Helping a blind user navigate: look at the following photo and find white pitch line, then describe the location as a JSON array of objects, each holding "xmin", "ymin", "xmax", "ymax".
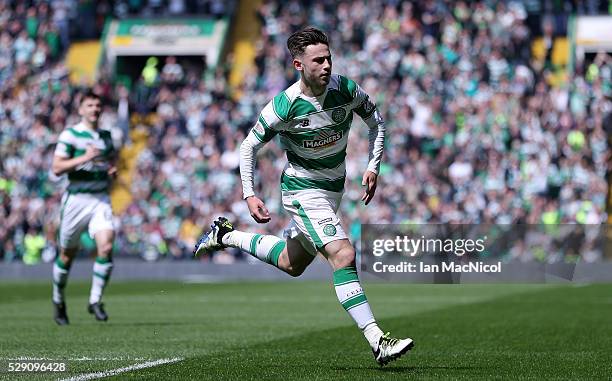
[
  {"xmin": 1, "ymin": 357, "xmax": 154, "ymax": 361},
  {"xmin": 57, "ymin": 357, "xmax": 183, "ymax": 381}
]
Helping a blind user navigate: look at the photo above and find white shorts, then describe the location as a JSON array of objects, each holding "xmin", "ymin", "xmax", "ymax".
[
  {"xmin": 281, "ymin": 189, "xmax": 347, "ymax": 256},
  {"xmin": 58, "ymin": 192, "xmax": 115, "ymax": 249}
]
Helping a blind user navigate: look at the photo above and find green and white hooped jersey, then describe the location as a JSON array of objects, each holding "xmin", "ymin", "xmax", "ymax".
[
  {"xmin": 248, "ymin": 74, "xmax": 384, "ymax": 194},
  {"xmin": 54, "ymin": 123, "xmax": 115, "ymax": 194}
]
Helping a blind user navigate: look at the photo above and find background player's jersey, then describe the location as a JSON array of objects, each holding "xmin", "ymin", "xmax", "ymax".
[
  {"xmin": 252, "ymin": 74, "xmax": 382, "ymax": 193},
  {"xmin": 54, "ymin": 122, "xmax": 115, "ymax": 194}
]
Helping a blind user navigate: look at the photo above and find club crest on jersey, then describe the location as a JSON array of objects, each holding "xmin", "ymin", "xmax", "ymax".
[
  {"xmin": 303, "ymin": 130, "xmax": 343, "ymax": 149},
  {"xmin": 323, "ymin": 224, "xmax": 337, "ymax": 236},
  {"xmin": 331, "ymin": 108, "xmax": 346, "ymax": 123}
]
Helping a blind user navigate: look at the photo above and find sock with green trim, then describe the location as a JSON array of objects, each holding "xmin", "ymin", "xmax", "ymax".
[
  {"xmin": 52, "ymin": 257, "xmax": 71, "ymax": 304},
  {"xmin": 222, "ymin": 231, "xmax": 285, "ymax": 267},
  {"xmin": 333, "ymin": 266, "xmax": 383, "ymax": 348},
  {"xmin": 89, "ymin": 257, "xmax": 113, "ymax": 304}
]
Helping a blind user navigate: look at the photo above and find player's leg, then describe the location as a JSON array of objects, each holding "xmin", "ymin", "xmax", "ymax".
[
  {"xmin": 280, "ymin": 190, "xmax": 385, "ymax": 343},
  {"xmin": 53, "ymin": 247, "xmax": 77, "ymax": 306},
  {"xmin": 87, "ymin": 229, "xmax": 113, "ymax": 320},
  {"xmin": 87, "ymin": 200, "xmax": 115, "ymax": 321},
  {"xmin": 53, "ymin": 193, "xmax": 87, "ymax": 325},
  {"xmin": 194, "ymin": 217, "xmax": 316, "ymax": 276},
  {"xmin": 52, "ymin": 247, "xmax": 78, "ymax": 325},
  {"xmin": 323, "ymin": 239, "xmax": 381, "ymax": 342},
  {"xmin": 323, "ymin": 238, "xmax": 414, "ymax": 366},
  {"xmin": 276, "ymin": 235, "xmax": 316, "ymax": 277},
  {"xmin": 288, "ymin": 189, "xmax": 414, "ymax": 365}
]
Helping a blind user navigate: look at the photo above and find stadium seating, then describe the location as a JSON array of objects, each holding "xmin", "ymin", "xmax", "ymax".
[{"xmin": 0, "ymin": 0, "xmax": 610, "ymax": 263}]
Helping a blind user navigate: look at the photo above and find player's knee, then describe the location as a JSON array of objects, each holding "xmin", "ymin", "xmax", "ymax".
[
  {"xmin": 60, "ymin": 253, "xmax": 74, "ymax": 266},
  {"xmin": 98, "ymin": 241, "xmax": 113, "ymax": 257},
  {"xmin": 334, "ymin": 245, "xmax": 356, "ymax": 269},
  {"xmin": 60, "ymin": 248, "xmax": 77, "ymax": 265},
  {"xmin": 285, "ymin": 263, "xmax": 306, "ymax": 277}
]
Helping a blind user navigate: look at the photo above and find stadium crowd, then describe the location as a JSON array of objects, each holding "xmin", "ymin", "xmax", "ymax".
[{"xmin": 0, "ymin": 0, "xmax": 610, "ymax": 264}]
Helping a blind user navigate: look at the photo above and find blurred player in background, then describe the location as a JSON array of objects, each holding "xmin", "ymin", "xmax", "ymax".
[
  {"xmin": 51, "ymin": 90, "xmax": 117, "ymax": 325},
  {"xmin": 195, "ymin": 27, "xmax": 413, "ymax": 366}
]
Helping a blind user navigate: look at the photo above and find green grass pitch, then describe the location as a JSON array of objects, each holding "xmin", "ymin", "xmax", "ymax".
[{"xmin": 0, "ymin": 281, "xmax": 611, "ymax": 380}]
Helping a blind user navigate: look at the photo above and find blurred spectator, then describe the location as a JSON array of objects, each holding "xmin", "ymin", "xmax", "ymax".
[
  {"xmin": 161, "ymin": 56, "xmax": 184, "ymax": 85},
  {"xmin": 23, "ymin": 226, "xmax": 45, "ymax": 265},
  {"xmin": 142, "ymin": 57, "xmax": 160, "ymax": 87}
]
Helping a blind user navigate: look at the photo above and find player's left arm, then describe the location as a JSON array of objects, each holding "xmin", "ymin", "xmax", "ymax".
[{"xmin": 353, "ymin": 84, "xmax": 385, "ymax": 205}]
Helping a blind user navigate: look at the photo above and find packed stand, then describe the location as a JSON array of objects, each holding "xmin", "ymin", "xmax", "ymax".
[
  {"xmin": 1, "ymin": 0, "xmax": 611, "ymax": 264},
  {"xmin": 0, "ymin": 0, "xmax": 88, "ymax": 264},
  {"xmin": 0, "ymin": 0, "xmax": 235, "ymax": 263},
  {"xmin": 126, "ymin": 0, "xmax": 611, "ymax": 263}
]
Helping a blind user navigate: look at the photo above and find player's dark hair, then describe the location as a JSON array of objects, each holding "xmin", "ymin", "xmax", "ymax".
[
  {"xmin": 79, "ymin": 89, "xmax": 102, "ymax": 105},
  {"xmin": 287, "ymin": 27, "xmax": 329, "ymax": 58}
]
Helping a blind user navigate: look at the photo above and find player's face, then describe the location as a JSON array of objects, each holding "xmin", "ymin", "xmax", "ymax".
[
  {"xmin": 295, "ymin": 43, "xmax": 332, "ymax": 89},
  {"xmin": 79, "ymin": 97, "xmax": 102, "ymax": 124}
]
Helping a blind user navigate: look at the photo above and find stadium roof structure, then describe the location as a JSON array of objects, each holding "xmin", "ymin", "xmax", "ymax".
[{"xmin": 572, "ymin": 16, "xmax": 612, "ymax": 56}]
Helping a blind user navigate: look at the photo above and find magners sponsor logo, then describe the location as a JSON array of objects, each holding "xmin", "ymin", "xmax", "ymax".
[{"xmin": 303, "ymin": 131, "xmax": 343, "ymax": 149}]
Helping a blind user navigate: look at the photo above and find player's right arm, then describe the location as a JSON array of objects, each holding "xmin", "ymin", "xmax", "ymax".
[
  {"xmin": 350, "ymin": 79, "xmax": 386, "ymax": 205},
  {"xmin": 52, "ymin": 133, "xmax": 100, "ymax": 176},
  {"xmin": 240, "ymin": 101, "xmax": 283, "ymax": 223}
]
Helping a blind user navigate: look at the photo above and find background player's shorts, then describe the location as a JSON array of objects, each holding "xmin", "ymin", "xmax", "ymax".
[
  {"xmin": 58, "ymin": 192, "xmax": 115, "ymax": 249},
  {"xmin": 281, "ymin": 189, "xmax": 347, "ymax": 256}
]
